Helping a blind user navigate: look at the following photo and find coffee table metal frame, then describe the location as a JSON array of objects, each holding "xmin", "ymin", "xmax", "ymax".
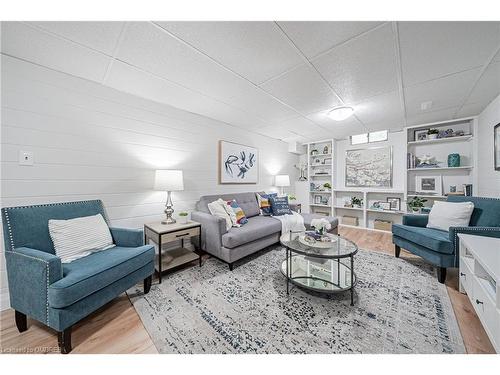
[{"xmin": 282, "ymin": 233, "xmax": 358, "ymax": 306}]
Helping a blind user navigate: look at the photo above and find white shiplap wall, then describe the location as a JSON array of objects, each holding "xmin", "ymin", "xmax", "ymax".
[
  {"xmin": 0, "ymin": 55, "xmax": 298, "ymax": 310},
  {"xmin": 477, "ymin": 94, "xmax": 500, "ymax": 198}
]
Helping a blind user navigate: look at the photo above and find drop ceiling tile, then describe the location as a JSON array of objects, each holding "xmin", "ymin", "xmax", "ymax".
[
  {"xmin": 1, "ymin": 22, "xmax": 111, "ymax": 83},
  {"xmin": 260, "ymin": 64, "xmax": 342, "ymax": 115},
  {"xmin": 278, "ymin": 21, "xmax": 383, "ymax": 59},
  {"xmin": 27, "ymin": 21, "xmax": 125, "ymax": 55},
  {"xmin": 312, "ymin": 23, "xmax": 398, "ymax": 103},
  {"xmin": 399, "ymin": 21, "xmax": 500, "ymax": 86},
  {"xmin": 254, "ymin": 125, "xmax": 297, "ymax": 140},
  {"xmin": 456, "ymin": 102, "xmax": 487, "ymax": 118},
  {"xmin": 274, "ymin": 116, "xmax": 323, "ymax": 136},
  {"xmin": 350, "ymin": 90, "xmax": 404, "ymax": 128},
  {"xmin": 404, "ymin": 68, "xmax": 480, "ymax": 116},
  {"xmin": 155, "ymin": 21, "xmax": 304, "ymax": 84},
  {"xmin": 467, "ymin": 61, "xmax": 500, "ymax": 105},
  {"xmin": 106, "ymin": 61, "xmax": 270, "ymax": 130},
  {"xmin": 406, "ymin": 107, "xmax": 459, "ymax": 126}
]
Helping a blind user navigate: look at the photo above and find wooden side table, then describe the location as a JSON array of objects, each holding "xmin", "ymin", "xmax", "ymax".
[{"xmin": 144, "ymin": 221, "xmax": 202, "ymax": 283}]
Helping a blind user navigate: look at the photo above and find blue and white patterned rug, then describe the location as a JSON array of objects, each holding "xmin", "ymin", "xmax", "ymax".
[{"xmin": 127, "ymin": 246, "xmax": 465, "ymax": 354}]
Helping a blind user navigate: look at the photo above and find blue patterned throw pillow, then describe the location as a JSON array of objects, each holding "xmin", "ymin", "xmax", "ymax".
[
  {"xmin": 256, "ymin": 192, "xmax": 277, "ymax": 216},
  {"xmin": 270, "ymin": 196, "xmax": 292, "ymax": 216}
]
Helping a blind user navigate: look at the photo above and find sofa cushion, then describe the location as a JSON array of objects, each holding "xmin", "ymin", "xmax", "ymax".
[
  {"xmin": 222, "ymin": 216, "xmax": 281, "ymax": 249},
  {"xmin": 48, "ymin": 245, "xmax": 154, "ymax": 308},
  {"xmin": 392, "ymin": 224, "xmax": 452, "ymax": 254}
]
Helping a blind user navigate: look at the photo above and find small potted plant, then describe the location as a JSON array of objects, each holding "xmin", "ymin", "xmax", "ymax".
[
  {"xmin": 427, "ymin": 128, "xmax": 439, "ymax": 140},
  {"xmin": 288, "ymin": 194, "xmax": 296, "ymax": 201},
  {"xmin": 323, "ymin": 182, "xmax": 332, "ymax": 191},
  {"xmin": 351, "ymin": 196, "xmax": 363, "ymax": 208},
  {"xmin": 178, "ymin": 211, "xmax": 189, "ymax": 224},
  {"xmin": 407, "ymin": 197, "xmax": 427, "ymax": 213}
]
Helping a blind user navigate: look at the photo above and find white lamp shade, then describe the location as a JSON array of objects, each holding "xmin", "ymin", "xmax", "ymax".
[
  {"xmin": 275, "ymin": 175, "xmax": 290, "ymax": 187},
  {"xmin": 154, "ymin": 170, "xmax": 184, "ymax": 191}
]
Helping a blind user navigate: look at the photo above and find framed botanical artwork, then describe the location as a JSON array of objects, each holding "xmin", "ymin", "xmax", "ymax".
[
  {"xmin": 387, "ymin": 197, "xmax": 401, "ymax": 211},
  {"xmin": 219, "ymin": 140, "xmax": 258, "ymax": 184},
  {"xmin": 414, "ymin": 129, "xmax": 429, "ymax": 141},
  {"xmin": 495, "ymin": 123, "xmax": 500, "ymax": 171},
  {"xmin": 345, "ymin": 146, "xmax": 392, "ymax": 187},
  {"xmin": 415, "ymin": 175, "xmax": 442, "ymax": 195}
]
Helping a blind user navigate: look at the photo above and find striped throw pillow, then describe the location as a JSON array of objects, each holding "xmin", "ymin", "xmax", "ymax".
[
  {"xmin": 225, "ymin": 200, "xmax": 248, "ymax": 226},
  {"xmin": 48, "ymin": 214, "xmax": 115, "ymax": 263},
  {"xmin": 256, "ymin": 193, "xmax": 277, "ymax": 216}
]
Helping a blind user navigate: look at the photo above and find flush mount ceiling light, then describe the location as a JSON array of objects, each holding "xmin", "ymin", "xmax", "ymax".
[{"xmin": 327, "ymin": 106, "xmax": 354, "ymax": 121}]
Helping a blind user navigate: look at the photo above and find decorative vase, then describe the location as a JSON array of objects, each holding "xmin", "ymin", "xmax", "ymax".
[
  {"xmin": 178, "ymin": 215, "xmax": 188, "ymax": 224},
  {"xmin": 428, "ymin": 134, "xmax": 438, "ymax": 140},
  {"xmin": 447, "ymin": 153, "xmax": 460, "ymax": 167}
]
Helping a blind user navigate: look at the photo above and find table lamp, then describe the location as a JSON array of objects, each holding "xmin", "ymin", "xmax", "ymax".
[
  {"xmin": 275, "ymin": 174, "xmax": 290, "ymax": 196},
  {"xmin": 155, "ymin": 170, "xmax": 184, "ymax": 224}
]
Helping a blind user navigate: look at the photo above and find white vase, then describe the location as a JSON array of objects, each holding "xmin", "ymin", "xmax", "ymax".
[
  {"xmin": 428, "ymin": 134, "xmax": 438, "ymax": 140},
  {"xmin": 178, "ymin": 216, "xmax": 188, "ymax": 224}
]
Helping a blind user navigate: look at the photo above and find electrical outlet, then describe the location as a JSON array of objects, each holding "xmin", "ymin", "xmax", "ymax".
[{"xmin": 19, "ymin": 151, "xmax": 34, "ymax": 166}]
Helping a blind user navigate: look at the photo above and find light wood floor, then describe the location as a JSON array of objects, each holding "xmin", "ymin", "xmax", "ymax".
[{"xmin": 0, "ymin": 226, "xmax": 495, "ymax": 354}]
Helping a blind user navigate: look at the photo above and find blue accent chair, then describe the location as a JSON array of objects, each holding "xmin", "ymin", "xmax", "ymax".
[
  {"xmin": 392, "ymin": 196, "xmax": 500, "ymax": 283},
  {"xmin": 1, "ymin": 200, "xmax": 155, "ymax": 353}
]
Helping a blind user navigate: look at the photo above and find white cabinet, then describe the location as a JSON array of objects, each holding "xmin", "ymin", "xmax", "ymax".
[{"xmin": 458, "ymin": 234, "xmax": 500, "ymax": 352}]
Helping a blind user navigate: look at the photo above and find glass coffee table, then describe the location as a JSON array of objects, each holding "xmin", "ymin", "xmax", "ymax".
[{"xmin": 280, "ymin": 231, "xmax": 358, "ymax": 306}]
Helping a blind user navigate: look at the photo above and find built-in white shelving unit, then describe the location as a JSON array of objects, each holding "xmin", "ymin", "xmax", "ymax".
[
  {"xmin": 306, "ymin": 139, "xmax": 334, "ymax": 216},
  {"xmin": 405, "ymin": 116, "xmax": 477, "ymax": 209}
]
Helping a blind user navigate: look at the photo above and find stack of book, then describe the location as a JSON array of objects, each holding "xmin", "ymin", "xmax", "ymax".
[{"xmin": 407, "ymin": 152, "xmax": 417, "ymax": 169}]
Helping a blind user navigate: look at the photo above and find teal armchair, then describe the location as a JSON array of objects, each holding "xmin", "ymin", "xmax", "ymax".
[
  {"xmin": 2, "ymin": 200, "xmax": 155, "ymax": 353},
  {"xmin": 392, "ymin": 196, "xmax": 500, "ymax": 283}
]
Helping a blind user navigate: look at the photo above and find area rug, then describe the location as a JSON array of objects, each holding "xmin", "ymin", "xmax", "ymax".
[{"xmin": 127, "ymin": 246, "xmax": 465, "ymax": 354}]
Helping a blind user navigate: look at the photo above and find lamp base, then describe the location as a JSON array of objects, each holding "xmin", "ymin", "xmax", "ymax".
[{"xmin": 161, "ymin": 217, "xmax": 176, "ymax": 225}]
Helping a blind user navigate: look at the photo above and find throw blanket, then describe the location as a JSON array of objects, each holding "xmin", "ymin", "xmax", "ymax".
[{"xmin": 273, "ymin": 211, "xmax": 306, "ymax": 242}]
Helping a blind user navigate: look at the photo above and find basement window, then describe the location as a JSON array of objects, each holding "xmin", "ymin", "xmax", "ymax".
[{"xmin": 350, "ymin": 130, "xmax": 388, "ymax": 145}]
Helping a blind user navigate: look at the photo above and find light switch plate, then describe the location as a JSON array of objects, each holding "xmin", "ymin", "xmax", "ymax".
[{"xmin": 19, "ymin": 151, "xmax": 34, "ymax": 166}]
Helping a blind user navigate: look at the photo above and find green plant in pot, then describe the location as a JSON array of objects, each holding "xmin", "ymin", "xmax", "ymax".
[
  {"xmin": 323, "ymin": 182, "xmax": 331, "ymax": 191},
  {"xmin": 288, "ymin": 194, "xmax": 297, "ymax": 201},
  {"xmin": 427, "ymin": 128, "xmax": 439, "ymax": 140},
  {"xmin": 351, "ymin": 196, "xmax": 363, "ymax": 208},
  {"xmin": 407, "ymin": 197, "xmax": 427, "ymax": 213},
  {"xmin": 178, "ymin": 211, "xmax": 189, "ymax": 224}
]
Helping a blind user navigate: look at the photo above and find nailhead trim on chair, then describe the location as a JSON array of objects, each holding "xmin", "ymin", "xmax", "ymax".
[{"xmin": 451, "ymin": 226, "xmax": 500, "ymax": 256}]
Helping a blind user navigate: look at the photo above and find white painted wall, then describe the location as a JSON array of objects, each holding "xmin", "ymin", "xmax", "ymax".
[
  {"xmin": 0, "ymin": 56, "xmax": 298, "ymax": 310},
  {"xmin": 477, "ymin": 94, "xmax": 500, "ymax": 197},
  {"xmin": 334, "ymin": 131, "xmax": 406, "ymax": 192}
]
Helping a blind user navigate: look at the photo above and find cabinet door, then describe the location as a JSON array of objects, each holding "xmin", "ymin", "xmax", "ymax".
[{"xmin": 472, "ymin": 277, "xmax": 499, "ymax": 350}]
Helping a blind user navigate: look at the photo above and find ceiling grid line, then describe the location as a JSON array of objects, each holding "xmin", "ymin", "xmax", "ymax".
[
  {"xmin": 391, "ymin": 21, "xmax": 408, "ymax": 128},
  {"xmin": 102, "ymin": 22, "xmax": 130, "ymax": 84}
]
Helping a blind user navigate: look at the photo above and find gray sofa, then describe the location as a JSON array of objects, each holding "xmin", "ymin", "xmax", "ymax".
[{"xmin": 191, "ymin": 192, "xmax": 338, "ymax": 270}]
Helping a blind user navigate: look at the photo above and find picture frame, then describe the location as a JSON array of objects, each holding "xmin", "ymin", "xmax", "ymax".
[
  {"xmin": 345, "ymin": 146, "xmax": 392, "ymax": 187},
  {"xmin": 219, "ymin": 140, "xmax": 258, "ymax": 184},
  {"xmin": 414, "ymin": 129, "xmax": 429, "ymax": 141},
  {"xmin": 386, "ymin": 197, "xmax": 401, "ymax": 211},
  {"xmin": 378, "ymin": 202, "xmax": 391, "ymax": 210},
  {"xmin": 495, "ymin": 123, "xmax": 500, "ymax": 171},
  {"xmin": 415, "ymin": 175, "xmax": 442, "ymax": 195},
  {"xmin": 314, "ymin": 195, "xmax": 322, "ymax": 204}
]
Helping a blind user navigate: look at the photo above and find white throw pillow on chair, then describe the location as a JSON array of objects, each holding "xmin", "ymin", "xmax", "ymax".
[
  {"xmin": 426, "ymin": 201, "xmax": 474, "ymax": 232},
  {"xmin": 48, "ymin": 213, "xmax": 115, "ymax": 263}
]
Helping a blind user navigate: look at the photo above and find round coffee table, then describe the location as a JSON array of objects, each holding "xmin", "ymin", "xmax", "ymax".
[{"xmin": 280, "ymin": 232, "xmax": 358, "ymax": 306}]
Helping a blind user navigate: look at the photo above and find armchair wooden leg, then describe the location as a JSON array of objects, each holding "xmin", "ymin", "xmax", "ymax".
[
  {"xmin": 395, "ymin": 245, "xmax": 401, "ymax": 258},
  {"xmin": 437, "ymin": 267, "xmax": 447, "ymax": 284},
  {"xmin": 229, "ymin": 263, "xmax": 234, "ymax": 271},
  {"xmin": 144, "ymin": 275, "xmax": 152, "ymax": 294},
  {"xmin": 15, "ymin": 310, "xmax": 27, "ymax": 333},
  {"xmin": 58, "ymin": 327, "xmax": 72, "ymax": 354}
]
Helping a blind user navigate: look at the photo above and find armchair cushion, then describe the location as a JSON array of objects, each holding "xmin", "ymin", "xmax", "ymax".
[
  {"xmin": 48, "ymin": 245, "xmax": 154, "ymax": 308},
  {"xmin": 402, "ymin": 214, "xmax": 429, "ymax": 227},
  {"xmin": 392, "ymin": 224, "xmax": 452, "ymax": 254}
]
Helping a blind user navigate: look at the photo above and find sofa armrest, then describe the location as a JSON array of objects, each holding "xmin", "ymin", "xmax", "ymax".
[
  {"xmin": 109, "ymin": 227, "xmax": 144, "ymax": 247},
  {"xmin": 449, "ymin": 226, "xmax": 500, "ymax": 258},
  {"xmin": 191, "ymin": 211, "xmax": 226, "ymax": 255},
  {"xmin": 402, "ymin": 214, "xmax": 429, "ymax": 227},
  {"xmin": 5, "ymin": 247, "xmax": 62, "ymax": 325}
]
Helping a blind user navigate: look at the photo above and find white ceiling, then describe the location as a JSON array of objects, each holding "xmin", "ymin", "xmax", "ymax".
[{"xmin": 2, "ymin": 21, "xmax": 500, "ymax": 143}]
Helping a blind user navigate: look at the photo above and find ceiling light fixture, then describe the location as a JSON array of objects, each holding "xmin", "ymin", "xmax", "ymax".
[{"xmin": 327, "ymin": 106, "xmax": 354, "ymax": 121}]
